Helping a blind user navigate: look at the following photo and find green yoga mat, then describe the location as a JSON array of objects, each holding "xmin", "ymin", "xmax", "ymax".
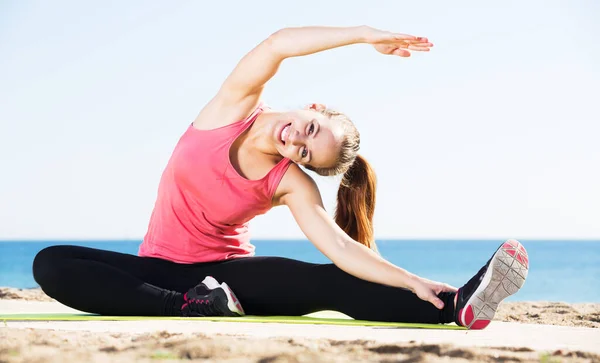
[{"xmin": 0, "ymin": 312, "xmax": 464, "ymax": 330}]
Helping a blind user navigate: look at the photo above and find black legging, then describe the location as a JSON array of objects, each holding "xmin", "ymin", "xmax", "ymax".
[{"xmin": 32, "ymin": 245, "xmax": 455, "ymax": 324}]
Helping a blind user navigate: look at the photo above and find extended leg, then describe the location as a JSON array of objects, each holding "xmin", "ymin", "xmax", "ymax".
[
  {"xmin": 33, "ymin": 245, "xmax": 193, "ymax": 316},
  {"xmin": 191, "ymin": 256, "xmax": 455, "ymax": 324}
]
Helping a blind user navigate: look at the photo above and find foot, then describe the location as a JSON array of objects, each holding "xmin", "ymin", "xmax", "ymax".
[
  {"xmin": 181, "ymin": 276, "xmax": 245, "ymax": 317},
  {"xmin": 454, "ymin": 239, "xmax": 529, "ymax": 329}
]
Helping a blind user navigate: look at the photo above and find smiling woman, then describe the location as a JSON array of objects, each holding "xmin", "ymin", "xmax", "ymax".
[
  {"xmin": 32, "ymin": 25, "xmax": 528, "ymax": 330},
  {"xmin": 266, "ymin": 104, "xmax": 344, "ymax": 168}
]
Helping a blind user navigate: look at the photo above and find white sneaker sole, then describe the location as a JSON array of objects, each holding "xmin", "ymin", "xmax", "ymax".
[
  {"xmin": 458, "ymin": 239, "xmax": 529, "ymax": 329},
  {"xmin": 202, "ymin": 276, "xmax": 245, "ymax": 316}
]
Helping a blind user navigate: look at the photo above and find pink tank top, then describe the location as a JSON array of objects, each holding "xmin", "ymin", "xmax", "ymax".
[{"xmin": 139, "ymin": 104, "xmax": 292, "ymax": 263}]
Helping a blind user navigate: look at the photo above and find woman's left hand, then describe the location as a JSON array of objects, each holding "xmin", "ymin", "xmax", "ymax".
[
  {"xmin": 412, "ymin": 277, "xmax": 458, "ymax": 309},
  {"xmin": 361, "ymin": 26, "xmax": 433, "ymax": 57}
]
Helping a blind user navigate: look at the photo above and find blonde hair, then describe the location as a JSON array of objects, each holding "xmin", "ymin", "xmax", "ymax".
[{"xmin": 305, "ymin": 109, "xmax": 377, "ymax": 250}]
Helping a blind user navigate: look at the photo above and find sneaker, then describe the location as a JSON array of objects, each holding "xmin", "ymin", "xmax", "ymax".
[
  {"xmin": 454, "ymin": 239, "xmax": 529, "ymax": 329},
  {"xmin": 181, "ymin": 276, "xmax": 245, "ymax": 317}
]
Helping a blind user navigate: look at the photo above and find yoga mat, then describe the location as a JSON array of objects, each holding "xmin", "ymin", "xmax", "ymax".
[{"xmin": 0, "ymin": 313, "xmax": 464, "ymax": 330}]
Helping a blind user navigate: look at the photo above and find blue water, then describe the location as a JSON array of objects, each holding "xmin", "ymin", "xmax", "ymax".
[{"xmin": 1, "ymin": 240, "xmax": 598, "ymax": 302}]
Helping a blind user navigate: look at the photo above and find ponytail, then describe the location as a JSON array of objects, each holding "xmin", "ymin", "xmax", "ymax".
[{"xmin": 334, "ymin": 155, "xmax": 377, "ymax": 250}]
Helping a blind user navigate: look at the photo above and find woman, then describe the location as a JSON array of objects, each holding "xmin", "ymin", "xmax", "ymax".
[{"xmin": 33, "ymin": 26, "xmax": 528, "ymax": 329}]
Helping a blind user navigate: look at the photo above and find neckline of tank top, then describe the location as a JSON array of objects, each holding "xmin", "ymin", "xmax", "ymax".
[
  {"xmin": 192, "ymin": 103, "xmax": 291, "ymax": 183},
  {"xmin": 226, "ymin": 116, "xmax": 291, "ymax": 183}
]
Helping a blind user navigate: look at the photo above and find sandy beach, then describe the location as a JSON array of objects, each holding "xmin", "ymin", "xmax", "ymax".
[{"xmin": 1, "ymin": 288, "xmax": 599, "ymax": 362}]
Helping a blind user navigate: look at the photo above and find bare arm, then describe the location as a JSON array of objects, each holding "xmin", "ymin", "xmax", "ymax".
[
  {"xmin": 218, "ymin": 26, "xmax": 367, "ymax": 101},
  {"xmin": 219, "ymin": 26, "xmax": 429, "ymax": 102},
  {"xmin": 194, "ymin": 26, "xmax": 431, "ymax": 129},
  {"xmin": 280, "ymin": 165, "xmax": 417, "ymax": 289},
  {"xmin": 277, "ymin": 165, "xmax": 453, "ymax": 308}
]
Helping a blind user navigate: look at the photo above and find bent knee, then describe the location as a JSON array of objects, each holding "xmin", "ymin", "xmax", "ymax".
[{"xmin": 32, "ymin": 245, "xmax": 71, "ymax": 288}]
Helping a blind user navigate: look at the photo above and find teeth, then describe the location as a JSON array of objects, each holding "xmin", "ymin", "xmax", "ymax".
[{"xmin": 281, "ymin": 125, "xmax": 290, "ymax": 143}]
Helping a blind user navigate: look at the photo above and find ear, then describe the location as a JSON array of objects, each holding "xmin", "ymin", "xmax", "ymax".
[{"xmin": 306, "ymin": 103, "xmax": 326, "ymax": 112}]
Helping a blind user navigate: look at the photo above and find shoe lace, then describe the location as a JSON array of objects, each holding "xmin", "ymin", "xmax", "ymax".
[
  {"xmin": 182, "ymin": 293, "xmax": 220, "ymax": 317},
  {"xmin": 462, "ymin": 263, "xmax": 488, "ymax": 294}
]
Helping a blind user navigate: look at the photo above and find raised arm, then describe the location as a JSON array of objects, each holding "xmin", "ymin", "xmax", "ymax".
[
  {"xmin": 218, "ymin": 26, "xmax": 365, "ymax": 103},
  {"xmin": 221, "ymin": 26, "xmax": 430, "ymax": 102},
  {"xmin": 277, "ymin": 165, "xmax": 453, "ymax": 309},
  {"xmin": 194, "ymin": 26, "xmax": 431, "ymax": 129}
]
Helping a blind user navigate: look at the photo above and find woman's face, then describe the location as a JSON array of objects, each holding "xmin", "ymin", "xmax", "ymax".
[{"xmin": 273, "ymin": 109, "xmax": 344, "ymax": 169}]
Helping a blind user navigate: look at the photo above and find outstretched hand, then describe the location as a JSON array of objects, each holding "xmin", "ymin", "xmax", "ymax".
[
  {"xmin": 412, "ymin": 277, "xmax": 457, "ymax": 309},
  {"xmin": 363, "ymin": 26, "xmax": 433, "ymax": 57}
]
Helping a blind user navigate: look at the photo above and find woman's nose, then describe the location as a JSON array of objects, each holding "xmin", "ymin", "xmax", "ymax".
[{"xmin": 289, "ymin": 130, "xmax": 305, "ymax": 145}]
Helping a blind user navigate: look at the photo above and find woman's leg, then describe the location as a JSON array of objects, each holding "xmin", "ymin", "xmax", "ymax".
[
  {"xmin": 33, "ymin": 246, "xmax": 453, "ymax": 323},
  {"xmin": 195, "ymin": 257, "xmax": 455, "ymax": 324},
  {"xmin": 32, "ymin": 245, "xmax": 207, "ymax": 316}
]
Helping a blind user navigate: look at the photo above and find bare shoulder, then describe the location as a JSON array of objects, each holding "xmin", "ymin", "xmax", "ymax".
[
  {"xmin": 192, "ymin": 93, "xmax": 262, "ymax": 130},
  {"xmin": 273, "ymin": 163, "xmax": 322, "ymax": 207}
]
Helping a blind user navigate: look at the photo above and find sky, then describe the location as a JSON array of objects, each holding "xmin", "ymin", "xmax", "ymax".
[{"xmin": 1, "ymin": 0, "xmax": 599, "ymax": 240}]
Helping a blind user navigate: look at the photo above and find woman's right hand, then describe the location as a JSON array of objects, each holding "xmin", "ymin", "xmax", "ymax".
[
  {"xmin": 361, "ymin": 26, "xmax": 433, "ymax": 57},
  {"xmin": 411, "ymin": 277, "xmax": 458, "ymax": 309}
]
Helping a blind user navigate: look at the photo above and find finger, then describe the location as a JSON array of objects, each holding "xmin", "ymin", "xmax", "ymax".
[
  {"xmin": 430, "ymin": 297, "xmax": 444, "ymax": 309},
  {"xmin": 407, "ymin": 45, "xmax": 430, "ymax": 51},
  {"xmin": 409, "ymin": 42, "xmax": 433, "ymax": 47},
  {"xmin": 396, "ymin": 41, "xmax": 431, "ymax": 49},
  {"xmin": 392, "ymin": 48, "xmax": 411, "ymax": 57},
  {"xmin": 399, "ymin": 35, "xmax": 429, "ymax": 43},
  {"xmin": 392, "ymin": 33, "xmax": 418, "ymax": 41},
  {"xmin": 399, "ymin": 36, "xmax": 429, "ymax": 43},
  {"xmin": 405, "ymin": 40, "xmax": 432, "ymax": 47},
  {"xmin": 443, "ymin": 284, "xmax": 459, "ymax": 293}
]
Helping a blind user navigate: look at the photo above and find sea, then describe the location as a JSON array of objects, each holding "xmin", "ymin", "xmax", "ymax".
[{"xmin": 1, "ymin": 240, "xmax": 598, "ymax": 303}]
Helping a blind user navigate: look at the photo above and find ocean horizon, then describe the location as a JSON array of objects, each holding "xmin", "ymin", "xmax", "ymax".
[{"xmin": 1, "ymin": 239, "xmax": 599, "ymax": 303}]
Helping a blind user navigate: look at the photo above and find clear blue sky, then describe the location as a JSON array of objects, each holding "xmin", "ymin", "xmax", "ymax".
[{"xmin": 1, "ymin": 1, "xmax": 599, "ymax": 240}]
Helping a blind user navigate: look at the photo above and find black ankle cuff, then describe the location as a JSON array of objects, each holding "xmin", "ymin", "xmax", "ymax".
[
  {"xmin": 165, "ymin": 291, "xmax": 185, "ymax": 316},
  {"xmin": 438, "ymin": 292, "xmax": 456, "ymax": 324}
]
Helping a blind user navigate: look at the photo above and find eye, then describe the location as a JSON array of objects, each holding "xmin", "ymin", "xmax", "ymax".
[
  {"xmin": 308, "ymin": 123, "xmax": 315, "ymax": 135},
  {"xmin": 301, "ymin": 147, "xmax": 308, "ymax": 158}
]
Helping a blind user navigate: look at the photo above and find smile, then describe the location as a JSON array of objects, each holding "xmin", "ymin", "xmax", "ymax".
[{"xmin": 280, "ymin": 123, "xmax": 291, "ymax": 145}]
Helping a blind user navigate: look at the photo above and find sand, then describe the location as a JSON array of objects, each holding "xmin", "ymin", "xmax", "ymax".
[
  {"xmin": 0, "ymin": 287, "xmax": 55, "ymax": 302},
  {"xmin": 2, "ymin": 288, "xmax": 600, "ymax": 362},
  {"xmin": 4, "ymin": 327, "xmax": 599, "ymax": 363}
]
